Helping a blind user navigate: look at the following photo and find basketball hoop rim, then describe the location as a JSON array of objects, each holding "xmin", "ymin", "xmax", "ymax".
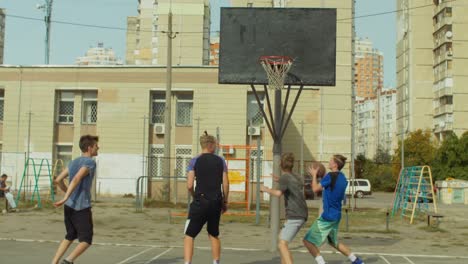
[{"xmin": 259, "ymin": 56, "xmax": 293, "ymax": 65}]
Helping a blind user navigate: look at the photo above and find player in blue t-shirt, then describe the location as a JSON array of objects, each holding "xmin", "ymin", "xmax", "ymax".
[
  {"xmin": 303, "ymin": 155, "xmax": 365, "ymax": 264},
  {"xmin": 52, "ymin": 135, "xmax": 99, "ymax": 264}
]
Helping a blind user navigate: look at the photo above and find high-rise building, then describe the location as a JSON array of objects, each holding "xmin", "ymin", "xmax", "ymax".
[
  {"xmin": 378, "ymin": 88, "xmax": 397, "ymax": 154},
  {"xmin": 76, "ymin": 43, "xmax": 122, "ymax": 65},
  {"xmin": 432, "ymin": 0, "xmax": 468, "ymax": 139},
  {"xmin": 126, "ymin": 0, "xmax": 210, "ymax": 66},
  {"xmin": 209, "ymin": 36, "xmax": 219, "ymax": 65},
  {"xmin": 355, "ymin": 37, "xmax": 384, "ymax": 99},
  {"xmin": 356, "ymin": 88, "xmax": 397, "ymax": 158},
  {"xmin": 0, "ymin": 8, "xmax": 5, "ymax": 64},
  {"xmin": 396, "ymin": 0, "xmax": 468, "ymax": 140}
]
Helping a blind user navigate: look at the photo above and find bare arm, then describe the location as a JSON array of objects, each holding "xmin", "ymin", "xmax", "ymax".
[
  {"xmin": 222, "ymin": 171, "xmax": 229, "ymax": 203},
  {"xmin": 54, "ymin": 167, "xmax": 90, "ymax": 207},
  {"xmin": 54, "ymin": 168, "xmax": 69, "ymax": 193},
  {"xmin": 187, "ymin": 170, "xmax": 195, "ymax": 197},
  {"xmin": 308, "ymin": 166, "xmax": 323, "ymax": 193},
  {"xmin": 260, "ymin": 185, "xmax": 283, "ymax": 197}
]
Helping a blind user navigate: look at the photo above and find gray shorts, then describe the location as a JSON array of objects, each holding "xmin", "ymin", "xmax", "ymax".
[{"xmin": 280, "ymin": 219, "xmax": 306, "ymax": 243}]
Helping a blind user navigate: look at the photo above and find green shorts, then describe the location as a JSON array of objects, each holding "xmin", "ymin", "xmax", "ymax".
[{"xmin": 303, "ymin": 217, "xmax": 340, "ymax": 247}]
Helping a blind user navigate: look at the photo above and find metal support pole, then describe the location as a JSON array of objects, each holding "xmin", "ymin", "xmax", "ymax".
[
  {"xmin": 247, "ymin": 120, "xmax": 253, "ymax": 211},
  {"xmin": 255, "ymin": 136, "xmax": 262, "ymax": 225},
  {"xmin": 270, "ymin": 89, "xmax": 282, "ymax": 252}
]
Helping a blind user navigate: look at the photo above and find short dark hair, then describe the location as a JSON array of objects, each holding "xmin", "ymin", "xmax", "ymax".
[
  {"xmin": 79, "ymin": 135, "xmax": 99, "ymax": 152},
  {"xmin": 333, "ymin": 154, "xmax": 347, "ymax": 171},
  {"xmin": 1, "ymin": 174, "xmax": 7, "ymax": 178},
  {"xmin": 281, "ymin": 153, "xmax": 295, "ymax": 171}
]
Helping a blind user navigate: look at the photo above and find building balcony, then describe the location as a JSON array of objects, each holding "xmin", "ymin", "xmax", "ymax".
[
  {"xmin": 433, "ymin": 122, "xmax": 453, "ymax": 133},
  {"xmin": 434, "ymin": 104, "xmax": 453, "ymax": 116},
  {"xmin": 434, "ymin": 86, "xmax": 453, "ymax": 98},
  {"xmin": 434, "ymin": 17, "xmax": 453, "ymax": 32}
]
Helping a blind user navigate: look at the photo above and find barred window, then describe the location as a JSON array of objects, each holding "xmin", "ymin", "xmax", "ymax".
[
  {"xmin": 82, "ymin": 91, "xmax": 98, "ymax": 124},
  {"xmin": 0, "ymin": 90, "xmax": 4, "ymax": 121},
  {"xmin": 57, "ymin": 91, "xmax": 74, "ymax": 123},
  {"xmin": 151, "ymin": 93, "xmax": 165, "ymax": 124},
  {"xmin": 176, "ymin": 93, "xmax": 193, "ymax": 126},
  {"xmin": 176, "ymin": 146, "xmax": 192, "ymax": 179},
  {"xmin": 149, "ymin": 145, "xmax": 164, "ymax": 178},
  {"xmin": 56, "ymin": 145, "xmax": 73, "ymax": 167},
  {"xmin": 247, "ymin": 93, "xmax": 265, "ymax": 127}
]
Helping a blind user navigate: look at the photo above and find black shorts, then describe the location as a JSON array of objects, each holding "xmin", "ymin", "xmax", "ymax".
[
  {"xmin": 64, "ymin": 205, "xmax": 93, "ymax": 244},
  {"xmin": 185, "ymin": 196, "xmax": 222, "ymax": 238}
]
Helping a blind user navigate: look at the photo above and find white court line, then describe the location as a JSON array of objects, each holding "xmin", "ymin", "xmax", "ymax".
[
  {"xmin": 115, "ymin": 247, "xmax": 154, "ymax": 264},
  {"xmin": 144, "ymin": 248, "xmax": 173, "ymax": 264},
  {"xmin": 403, "ymin": 256, "xmax": 416, "ymax": 264},
  {"xmin": 379, "ymin": 255, "xmax": 391, "ymax": 264},
  {"xmin": 2, "ymin": 237, "xmax": 468, "ymax": 260}
]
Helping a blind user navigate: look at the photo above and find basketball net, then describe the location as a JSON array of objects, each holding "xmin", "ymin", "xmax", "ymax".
[{"xmin": 259, "ymin": 56, "xmax": 293, "ymax": 90}]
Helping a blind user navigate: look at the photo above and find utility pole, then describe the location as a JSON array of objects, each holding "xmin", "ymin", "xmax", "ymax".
[
  {"xmin": 37, "ymin": 0, "xmax": 53, "ymax": 64},
  {"xmin": 162, "ymin": 11, "xmax": 178, "ymax": 202},
  {"xmin": 350, "ymin": 0, "xmax": 357, "ymax": 210}
]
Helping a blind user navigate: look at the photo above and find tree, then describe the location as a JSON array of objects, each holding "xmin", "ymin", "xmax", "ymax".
[
  {"xmin": 374, "ymin": 146, "xmax": 392, "ymax": 164},
  {"xmin": 432, "ymin": 132, "xmax": 468, "ymax": 181},
  {"xmin": 392, "ymin": 129, "xmax": 437, "ymax": 179}
]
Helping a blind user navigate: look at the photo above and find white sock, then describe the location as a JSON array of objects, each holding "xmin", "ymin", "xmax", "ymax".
[
  {"xmin": 348, "ymin": 253, "xmax": 357, "ymax": 262},
  {"xmin": 315, "ymin": 255, "xmax": 326, "ymax": 264},
  {"xmin": 213, "ymin": 260, "xmax": 219, "ymax": 264},
  {"xmin": 184, "ymin": 262, "xmax": 191, "ymax": 264}
]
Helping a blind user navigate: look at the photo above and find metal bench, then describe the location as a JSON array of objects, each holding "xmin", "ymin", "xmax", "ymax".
[{"xmin": 427, "ymin": 213, "xmax": 444, "ymax": 227}]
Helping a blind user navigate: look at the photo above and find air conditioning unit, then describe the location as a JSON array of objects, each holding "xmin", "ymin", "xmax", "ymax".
[
  {"xmin": 154, "ymin": 124, "xmax": 165, "ymax": 134},
  {"xmin": 221, "ymin": 146, "xmax": 235, "ymax": 155},
  {"xmin": 248, "ymin": 126, "xmax": 261, "ymax": 136}
]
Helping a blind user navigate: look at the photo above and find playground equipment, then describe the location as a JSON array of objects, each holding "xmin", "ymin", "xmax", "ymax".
[
  {"xmin": 15, "ymin": 158, "xmax": 55, "ymax": 208},
  {"xmin": 391, "ymin": 166, "xmax": 438, "ymax": 224}
]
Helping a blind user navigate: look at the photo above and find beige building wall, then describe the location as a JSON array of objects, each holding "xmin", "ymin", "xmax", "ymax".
[
  {"xmin": 396, "ymin": 0, "xmax": 434, "ymax": 137},
  {"xmin": 0, "ymin": 61, "xmax": 352, "ymax": 197},
  {"xmin": 433, "ymin": 1, "xmax": 468, "ymax": 139},
  {"xmin": 397, "ymin": 0, "xmax": 468, "ymax": 141}
]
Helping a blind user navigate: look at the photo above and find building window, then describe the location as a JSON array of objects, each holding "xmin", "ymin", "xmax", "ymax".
[
  {"xmin": 56, "ymin": 145, "xmax": 73, "ymax": 167},
  {"xmin": 82, "ymin": 91, "xmax": 98, "ymax": 124},
  {"xmin": 149, "ymin": 145, "xmax": 164, "ymax": 178},
  {"xmin": 151, "ymin": 92, "xmax": 165, "ymax": 124},
  {"xmin": 0, "ymin": 90, "xmax": 4, "ymax": 122},
  {"xmin": 176, "ymin": 93, "xmax": 193, "ymax": 126},
  {"xmin": 250, "ymin": 148, "xmax": 263, "ymax": 182},
  {"xmin": 175, "ymin": 146, "xmax": 192, "ymax": 179},
  {"xmin": 247, "ymin": 92, "xmax": 265, "ymax": 126},
  {"xmin": 57, "ymin": 91, "xmax": 74, "ymax": 123}
]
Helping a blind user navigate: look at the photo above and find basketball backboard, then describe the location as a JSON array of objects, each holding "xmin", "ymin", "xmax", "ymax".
[{"xmin": 218, "ymin": 8, "xmax": 337, "ymax": 86}]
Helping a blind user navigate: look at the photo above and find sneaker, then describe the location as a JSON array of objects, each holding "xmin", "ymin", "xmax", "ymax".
[
  {"xmin": 61, "ymin": 260, "xmax": 73, "ymax": 264},
  {"xmin": 352, "ymin": 257, "xmax": 364, "ymax": 264}
]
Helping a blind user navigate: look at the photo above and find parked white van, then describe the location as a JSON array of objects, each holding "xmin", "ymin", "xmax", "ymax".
[{"xmin": 346, "ymin": 179, "xmax": 372, "ymax": 198}]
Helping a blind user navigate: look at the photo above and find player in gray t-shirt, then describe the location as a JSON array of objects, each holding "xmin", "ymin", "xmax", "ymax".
[{"xmin": 261, "ymin": 153, "xmax": 308, "ymax": 264}]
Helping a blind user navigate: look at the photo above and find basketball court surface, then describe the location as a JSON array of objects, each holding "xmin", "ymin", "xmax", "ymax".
[{"xmin": 2, "ymin": 238, "xmax": 467, "ymax": 264}]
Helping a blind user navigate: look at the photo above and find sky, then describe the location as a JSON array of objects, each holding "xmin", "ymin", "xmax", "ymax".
[{"xmin": 1, "ymin": 0, "xmax": 395, "ymax": 87}]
